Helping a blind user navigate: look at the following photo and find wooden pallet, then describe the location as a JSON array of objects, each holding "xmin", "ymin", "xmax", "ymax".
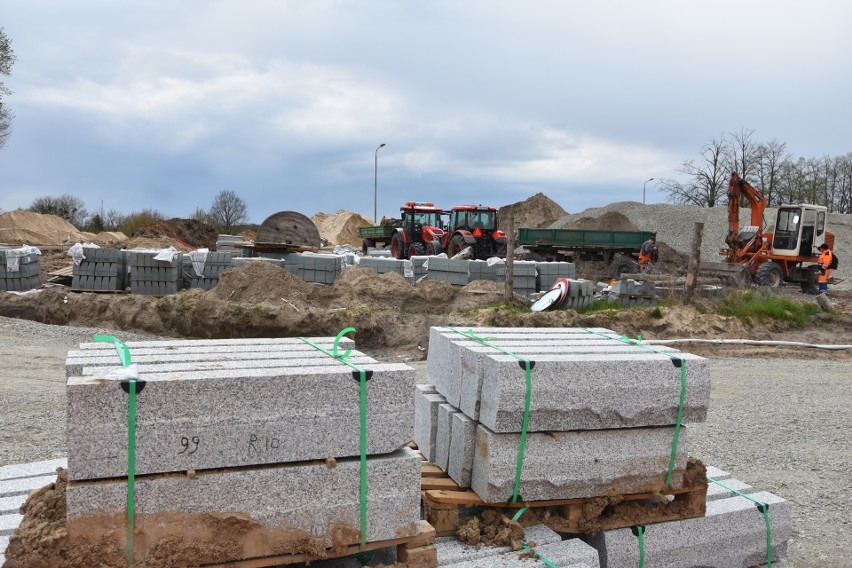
[
  {"xmin": 201, "ymin": 519, "xmax": 437, "ymax": 568},
  {"xmin": 422, "ymin": 458, "xmax": 708, "ymax": 536}
]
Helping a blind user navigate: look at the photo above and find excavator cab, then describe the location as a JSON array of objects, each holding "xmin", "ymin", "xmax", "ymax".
[{"xmin": 771, "ymin": 205, "xmax": 827, "ymax": 258}]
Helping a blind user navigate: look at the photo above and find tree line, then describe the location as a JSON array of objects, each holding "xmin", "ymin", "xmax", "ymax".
[
  {"xmin": 27, "ymin": 190, "xmax": 250, "ymax": 235},
  {"xmin": 659, "ymin": 128, "xmax": 852, "ymax": 213}
]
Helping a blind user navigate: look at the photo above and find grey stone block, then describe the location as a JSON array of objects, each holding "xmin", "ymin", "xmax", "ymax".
[
  {"xmin": 471, "ymin": 424, "xmax": 688, "ymax": 502},
  {"xmin": 426, "ymin": 327, "xmax": 616, "ymax": 409},
  {"xmin": 0, "ymin": 514, "xmax": 23, "ymax": 536},
  {"xmin": 67, "ymin": 359, "xmax": 415, "ymax": 481},
  {"xmin": 476, "ymin": 352, "xmax": 709, "ymax": 433},
  {"xmin": 0, "ymin": 494, "xmax": 26, "ymax": 515},
  {"xmin": 0, "ymin": 534, "xmax": 8, "ymax": 561},
  {"xmin": 0, "ymin": 458, "xmax": 66, "ymax": 481},
  {"xmin": 435, "ymin": 404, "xmax": 458, "ymax": 471},
  {"xmin": 589, "ymin": 490, "xmax": 790, "ymax": 568},
  {"xmin": 443, "ymin": 538, "xmax": 600, "ymax": 567},
  {"xmin": 436, "ymin": 524, "xmax": 562, "ymax": 565},
  {"xmin": 76, "ymin": 336, "xmax": 356, "ymax": 352},
  {"xmin": 705, "ymin": 465, "xmax": 732, "ymax": 481},
  {"xmin": 414, "ymin": 388, "xmax": 447, "ymax": 462},
  {"xmin": 66, "ymin": 448, "xmax": 422, "ymax": 560},
  {"xmin": 447, "ymin": 411, "xmax": 476, "ymax": 488},
  {"xmin": 0, "ymin": 475, "xmax": 57, "ymax": 498},
  {"xmin": 706, "ymin": 477, "xmax": 755, "ymax": 502},
  {"xmin": 456, "ymin": 343, "xmax": 681, "ymax": 421}
]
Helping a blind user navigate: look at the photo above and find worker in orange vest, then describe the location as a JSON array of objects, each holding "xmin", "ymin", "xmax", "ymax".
[
  {"xmin": 638, "ymin": 234, "xmax": 658, "ymax": 273},
  {"xmin": 817, "ymin": 243, "xmax": 833, "ymax": 292}
]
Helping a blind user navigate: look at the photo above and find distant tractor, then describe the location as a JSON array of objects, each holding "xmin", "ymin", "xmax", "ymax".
[
  {"xmin": 358, "ymin": 202, "xmax": 445, "ymax": 259},
  {"xmin": 441, "ymin": 205, "xmax": 508, "ymax": 260}
]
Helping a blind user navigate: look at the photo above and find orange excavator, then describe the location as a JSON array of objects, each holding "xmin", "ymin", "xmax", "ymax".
[{"xmin": 701, "ymin": 172, "xmax": 835, "ymax": 292}]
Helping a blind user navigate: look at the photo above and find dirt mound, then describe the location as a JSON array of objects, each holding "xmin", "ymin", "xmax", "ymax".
[
  {"xmin": 132, "ymin": 219, "xmax": 217, "ymax": 250},
  {"xmin": 311, "ymin": 210, "xmax": 372, "ymax": 247},
  {"xmin": 498, "ymin": 193, "xmax": 566, "ymax": 230},
  {"xmin": 0, "ymin": 210, "xmax": 99, "ymax": 246},
  {"xmin": 122, "ymin": 236, "xmax": 193, "ymax": 251},
  {"xmin": 211, "ymin": 261, "xmax": 313, "ymax": 304},
  {"xmin": 565, "ymin": 211, "xmax": 639, "ymax": 231}
]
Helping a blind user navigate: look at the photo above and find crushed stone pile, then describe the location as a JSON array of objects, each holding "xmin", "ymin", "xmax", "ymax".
[
  {"xmin": 311, "ymin": 210, "xmax": 373, "ymax": 247},
  {"xmin": 498, "ymin": 192, "xmax": 566, "ymax": 230},
  {"xmin": 552, "ymin": 202, "xmax": 852, "ymax": 290},
  {"xmin": 0, "ymin": 210, "xmax": 127, "ymax": 247}
]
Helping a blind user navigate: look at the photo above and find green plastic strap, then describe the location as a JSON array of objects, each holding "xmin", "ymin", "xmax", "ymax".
[
  {"xmin": 300, "ymin": 329, "xmax": 373, "ymax": 564},
  {"xmin": 94, "ymin": 335, "xmax": 135, "ymax": 566},
  {"xmin": 450, "ymin": 328, "xmax": 532, "ymax": 503},
  {"xmin": 636, "ymin": 524, "xmax": 645, "ymax": 568},
  {"xmin": 512, "ymin": 508, "xmax": 559, "ymax": 568},
  {"xmin": 580, "ymin": 328, "xmax": 686, "ymax": 488},
  {"xmin": 708, "ymin": 477, "xmax": 772, "ymax": 567}
]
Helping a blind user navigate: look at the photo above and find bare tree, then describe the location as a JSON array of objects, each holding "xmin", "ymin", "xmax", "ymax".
[
  {"xmin": 659, "ymin": 136, "xmax": 729, "ymax": 207},
  {"xmin": 753, "ymin": 139, "xmax": 790, "ymax": 206},
  {"xmin": 0, "ymin": 27, "xmax": 16, "ymax": 149},
  {"xmin": 30, "ymin": 194, "xmax": 89, "ymax": 227},
  {"xmin": 725, "ymin": 128, "xmax": 760, "ymax": 181},
  {"xmin": 208, "ymin": 190, "xmax": 249, "ymax": 234},
  {"xmin": 103, "ymin": 209, "xmax": 127, "ymax": 231}
]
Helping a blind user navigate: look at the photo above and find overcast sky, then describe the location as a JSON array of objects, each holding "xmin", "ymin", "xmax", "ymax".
[{"xmin": 2, "ymin": 1, "xmax": 851, "ymax": 225}]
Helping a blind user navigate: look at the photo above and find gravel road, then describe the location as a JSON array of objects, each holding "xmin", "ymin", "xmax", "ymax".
[{"xmin": 1, "ymin": 315, "xmax": 849, "ymax": 567}]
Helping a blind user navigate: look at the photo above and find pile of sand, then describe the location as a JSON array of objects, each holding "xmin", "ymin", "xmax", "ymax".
[
  {"xmin": 311, "ymin": 210, "xmax": 373, "ymax": 247},
  {"xmin": 498, "ymin": 193, "xmax": 567, "ymax": 230},
  {"xmin": 563, "ymin": 211, "xmax": 639, "ymax": 232},
  {"xmin": 0, "ymin": 210, "xmax": 128, "ymax": 247}
]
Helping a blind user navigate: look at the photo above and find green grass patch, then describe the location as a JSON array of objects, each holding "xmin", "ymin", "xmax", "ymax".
[{"xmin": 718, "ymin": 290, "xmax": 821, "ymax": 323}]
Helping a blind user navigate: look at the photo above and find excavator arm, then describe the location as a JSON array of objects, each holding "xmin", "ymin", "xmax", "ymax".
[{"xmin": 724, "ymin": 172, "xmax": 767, "ymax": 261}]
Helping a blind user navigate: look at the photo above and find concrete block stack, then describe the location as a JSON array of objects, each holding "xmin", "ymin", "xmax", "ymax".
[
  {"xmin": 427, "ymin": 257, "xmax": 472, "ymax": 286},
  {"xmin": 417, "ymin": 326, "xmax": 709, "ymax": 501},
  {"xmin": 64, "ymin": 336, "xmax": 422, "ymax": 564},
  {"xmin": 127, "ymin": 249, "xmax": 184, "ymax": 296},
  {"xmin": 467, "ymin": 260, "xmax": 495, "ymax": 282},
  {"xmin": 588, "ymin": 467, "xmax": 792, "ymax": 567},
  {"xmin": 232, "ymin": 256, "xmax": 286, "ymax": 270},
  {"xmin": 359, "ymin": 256, "xmax": 410, "ymax": 277},
  {"xmin": 186, "ymin": 251, "xmax": 233, "ymax": 290},
  {"xmin": 562, "ymin": 278, "xmax": 595, "ymax": 310},
  {"xmin": 536, "ymin": 261, "xmax": 576, "ymax": 291},
  {"xmin": 494, "ymin": 260, "xmax": 537, "ymax": 297},
  {"xmin": 71, "ymin": 247, "xmax": 126, "ymax": 291},
  {"xmin": 410, "ymin": 255, "xmax": 429, "ymax": 281},
  {"xmin": 0, "ymin": 247, "xmax": 41, "ymax": 292},
  {"xmin": 284, "ymin": 252, "xmax": 344, "ymax": 284},
  {"xmin": 365, "ymin": 248, "xmax": 392, "ymax": 258},
  {"xmin": 607, "ymin": 278, "xmax": 658, "ymax": 307},
  {"xmin": 215, "ymin": 234, "xmax": 243, "ymax": 255}
]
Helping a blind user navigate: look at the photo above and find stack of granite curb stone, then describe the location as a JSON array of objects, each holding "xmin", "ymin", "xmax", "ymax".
[
  {"xmin": 416, "ymin": 325, "xmax": 792, "ymax": 567},
  {"xmin": 0, "ymin": 247, "xmax": 41, "ymax": 292},
  {"xmin": 72, "ymin": 247, "xmax": 126, "ymax": 291},
  {"xmin": 417, "ymin": 326, "xmax": 705, "ymax": 501},
  {"xmin": 127, "ymin": 249, "xmax": 184, "ymax": 296},
  {"xmin": 63, "ymin": 336, "xmax": 422, "ymax": 564}
]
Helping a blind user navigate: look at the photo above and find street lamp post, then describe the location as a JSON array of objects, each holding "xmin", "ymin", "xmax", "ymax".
[
  {"xmin": 643, "ymin": 177, "xmax": 654, "ymax": 205},
  {"xmin": 374, "ymin": 143, "xmax": 386, "ymax": 223}
]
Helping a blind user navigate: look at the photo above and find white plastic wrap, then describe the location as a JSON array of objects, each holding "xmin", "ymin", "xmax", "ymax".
[
  {"xmin": 67, "ymin": 242, "xmax": 99, "ymax": 266},
  {"xmin": 154, "ymin": 246, "xmax": 179, "ymax": 262},
  {"xmin": 188, "ymin": 248, "xmax": 209, "ymax": 277},
  {"xmin": 3, "ymin": 245, "xmax": 42, "ymax": 272}
]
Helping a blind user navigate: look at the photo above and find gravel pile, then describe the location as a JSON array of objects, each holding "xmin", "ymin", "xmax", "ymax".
[{"xmin": 552, "ymin": 201, "xmax": 851, "ymax": 290}]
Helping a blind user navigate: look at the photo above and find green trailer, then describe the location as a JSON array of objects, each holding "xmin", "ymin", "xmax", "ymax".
[{"xmin": 517, "ymin": 227, "xmax": 655, "ymax": 277}]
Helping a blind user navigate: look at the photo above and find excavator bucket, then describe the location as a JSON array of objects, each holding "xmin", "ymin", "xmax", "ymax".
[{"xmin": 695, "ymin": 262, "xmax": 751, "ymax": 288}]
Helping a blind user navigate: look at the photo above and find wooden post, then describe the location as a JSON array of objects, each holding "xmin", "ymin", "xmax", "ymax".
[
  {"xmin": 504, "ymin": 211, "xmax": 515, "ymax": 302},
  {"xmin": 684, "ymin": 222, "xmax": 704, "ymax": 305}
]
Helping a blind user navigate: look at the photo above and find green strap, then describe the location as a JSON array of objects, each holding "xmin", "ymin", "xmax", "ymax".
[
  {"xmin": 300, "ymin": 329, "xmax": 373, "ymax": 564},
  {"xmin": 94, "ymin": 335, "xmax": 136, "ymax": 566},
  {"xmin": 708, "ymin": 477, "xmax": 772, "ymax": 567},
  {"xmin": 450, "ymin": 328, "xmax": 532, "ymax": 503},
  {"xmin": 511, "ymin": 508, "xmax": 558, "ymax": 567},
  {"xmin": 636, "ymin": 525, "xmax": 645, "ymax": 568},
  {"xmin": 580, "ymin": 328, "xmax": 686, "ymax": 488}
]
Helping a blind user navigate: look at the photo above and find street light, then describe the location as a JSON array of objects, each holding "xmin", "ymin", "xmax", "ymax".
[
  {"xmin": 374, "ymin": 143, "xmax": 386, "ymax": 223},
  {"xmin": 643, "ymin": 177, "xmax": 654, "ymax": 205}
]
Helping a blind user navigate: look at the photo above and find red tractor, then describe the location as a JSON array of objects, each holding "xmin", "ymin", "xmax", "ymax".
[
  {"xmin": 441, "ymin": 205, "xmax": 508, "ymax": 260},
  {"xmin": 359, "ymin": 202, "xmax": 446, "ymax": 259}
]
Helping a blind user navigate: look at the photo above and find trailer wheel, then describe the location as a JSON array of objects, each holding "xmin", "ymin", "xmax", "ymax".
[
  {"xmin": 609, "ymin": 254, "xmax": 639, "ymax": 279},
  {"xmin": 754, "ymin": 261, "xmax": 784, "ymax": 288},
  {"xmin": 361, "ymin": 239, "xmax": 375, "ymax": 255}
]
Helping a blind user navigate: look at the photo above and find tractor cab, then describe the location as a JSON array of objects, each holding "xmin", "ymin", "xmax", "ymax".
[
  {"xmin": 443, "ymin": 205, "xmax": 507, "ymax": 259},
  {"xmin": 394, "ymin": 202, "xmax": 445, "ymax": 258},
  {"xmin": 771, "ymin": 205, "xmax": 828, "ymax": 258}
]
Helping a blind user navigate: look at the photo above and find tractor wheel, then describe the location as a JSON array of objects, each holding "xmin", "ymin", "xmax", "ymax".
[
  {"xmin": 448, "ymin": 235, "xmax": 467, "ymax": 258},
  {"xmin": 361, "ymin": 238, "xmax": 375, "ymax": 255},
  {"xmin": 754, "ymin": 261, "xmax": 784, "ymax": 288},
  {"xmin": 609, "ymin": 254, "xmax": 640, "ymax": 279},
  {"xmin": 390, "ymin": 233, "xmax": 405, "ymax": 259},
  {"xmin": 409, "ymin": 241, "xmax": 427, "ymax": 258}
]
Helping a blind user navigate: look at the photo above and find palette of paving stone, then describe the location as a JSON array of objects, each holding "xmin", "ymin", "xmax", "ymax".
[{"xmin": 63, "ymin": 335, "xmax": 423, "ymax": 563}]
